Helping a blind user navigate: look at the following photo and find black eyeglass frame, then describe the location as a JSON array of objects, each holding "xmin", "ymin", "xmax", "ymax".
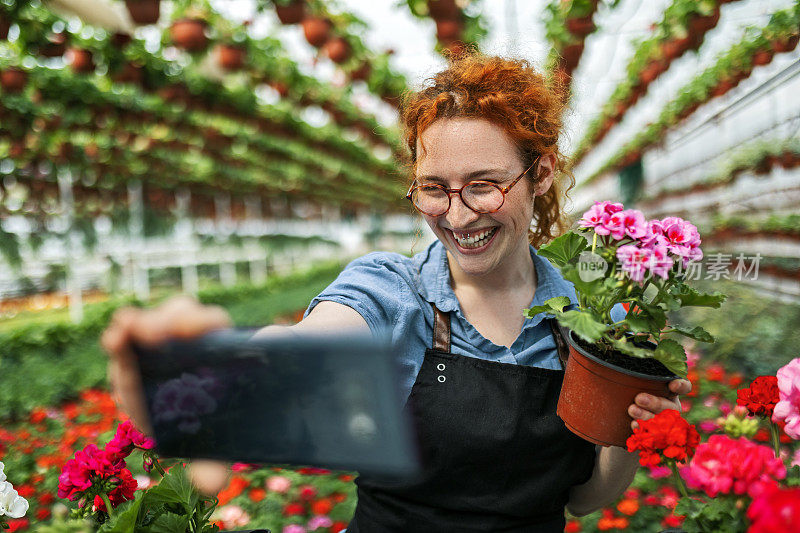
[{"xmin": 405, "ymin": 155, "xmax": 542, "ymax": 217}]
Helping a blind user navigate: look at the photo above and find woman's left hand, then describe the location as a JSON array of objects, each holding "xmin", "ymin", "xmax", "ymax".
[{"xmin": 628, "ymin": 379, "xmax": 692, "ymax": 430}]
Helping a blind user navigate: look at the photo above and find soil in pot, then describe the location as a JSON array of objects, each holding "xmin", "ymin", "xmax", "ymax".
[
  {"xmin": 572, "ymin": 335, "xmax": 675, "ymax": 378},
  {"xmin": 125, "ymin": 0, "xmax": 160, "ymax": 25}
]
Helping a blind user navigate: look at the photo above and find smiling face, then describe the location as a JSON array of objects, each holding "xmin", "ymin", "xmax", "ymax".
[{"xmin": 415, "ymin": 117, "xmax": 553, "ymax": 279}]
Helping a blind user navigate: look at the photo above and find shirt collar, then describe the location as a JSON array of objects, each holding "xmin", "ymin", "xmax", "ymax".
[{"xmin": 415, "ymin": 240, "xmax": 578, "ymax": 321}]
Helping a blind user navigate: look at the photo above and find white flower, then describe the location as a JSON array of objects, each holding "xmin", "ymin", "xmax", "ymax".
[
  {"xmin": 0, "ymin": 462, "xmax": 5, "ymax": 483},
  {"xmin": 0, "ymin": 480, "xmax": 29, "ymax": 519}
]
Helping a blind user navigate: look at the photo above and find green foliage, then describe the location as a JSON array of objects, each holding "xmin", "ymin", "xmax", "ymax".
[{"xmin": 536, "ymin": 232, "xmax": 587, "ymax": 267}]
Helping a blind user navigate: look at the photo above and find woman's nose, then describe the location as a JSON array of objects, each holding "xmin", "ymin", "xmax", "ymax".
[{"xmin": 445, "ymin": 192, "xmax": 480, "ymax": 228}]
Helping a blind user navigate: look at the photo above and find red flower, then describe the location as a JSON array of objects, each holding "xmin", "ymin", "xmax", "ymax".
[
  {"xmin": 35, "ymin": 508, "xmax": 51, "ymax": 521},
  {"xmin": 746, "ymin": 484, "xmax": 800, "ymax": 532},
  {"xmin": 296, "ymin": 466, "xmax": 331, "ymax": 475},
  {"xmin": 331, "ymin": 521, "xmax": 349, "ymax": 533},
  {"xmin": 6, "ymin": 518, "xmax": 29, "ymax": 532},
  {"xmin": 248, "ymin": 488, "xmax": 266, "ymax": 502},
  {"xmin": 661, "ymin": 512, "xmax": 684, "ymax": 528},
  {"xmin": 706, "ymin": 363, "xmax": 726, "ymax": 382},
  {"xmin": 299, "ymin": 484, "xmax": 317, "ymax": 501},
  {"xmin": 283, "ymin": 502, "xmax": 305, "ymax": 516},
  {"xmin": 626, "ymin": 409, "xmax": 700, "ymax": 467},
  {"xmin": 38, "ymin": 492, "xmax": 55, "ymax": 505},
  {"xmin": 29, "ymin": 408, "xmax": 47, "ymax": 424},
  {"xmin": 310, "ymin": 497, "xmax": 333, "ymax": 515},
  {"xmin": 737, "ymin": 376, "xmax": 779, "ymax": 418},
  {"xmin": 564, "ymin": 520, "xmax": 582, "ymax": 532},
  {"xmin": 15, "ymin": 485, "xmax": 35, "ymax": 498},
  {"xmin": 216, "ymin": 476, "xmax": 249, "ymax": 506},
  {"xmin": 91, "ymin": 468, "xmax": 137, "ymax": 511}
]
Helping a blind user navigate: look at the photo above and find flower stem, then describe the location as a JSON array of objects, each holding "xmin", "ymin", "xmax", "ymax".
[
  {"xmin": 592, "ymin": 232, "xmax": 597, "ymax": 253},
  {"xmin": 100, "ymin": 493, "xmax": 115, "ymax": 521},
  {"xmin": 769, "ymin": 421, "xmax": 781, "ymax": 459},
  {"xmin": 670, "ymin": 462, "xmax": 689, "ymax": 499}
]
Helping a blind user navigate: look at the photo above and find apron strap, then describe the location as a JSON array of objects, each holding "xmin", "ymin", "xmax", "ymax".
[
  {"xmin": 431, "ymin": 303, "xmax": 451, "ymax": 353},
  {"xmin": 547, "ymin": 318, "xmax": 570, "ymax": 370}
]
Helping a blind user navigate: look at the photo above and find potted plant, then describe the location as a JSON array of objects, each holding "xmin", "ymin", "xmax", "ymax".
[
  {"xmin": 123, "ymin": 0, "xmax": 161, "ymax": 25},
  {"xmin": 0, "ymin": 66, "xmax": 28, "ymax": 93},
  {"xmin": 301, "ymin": 16, "xmax": 332, "ymax": 48},
  {"xmin": 67, "ymin": 47, "xmax": 95, "ymax": 74},
  {"xmin": 170, "ymin": 8, "xmax": 210, "ymax": 52},
  {"xmin": 525, "ymin": 202, "xmax": 726, "ymax": 446},
  {"xmin": 323, "ymin": 36, "xmax": 350, "ymax": 64}
]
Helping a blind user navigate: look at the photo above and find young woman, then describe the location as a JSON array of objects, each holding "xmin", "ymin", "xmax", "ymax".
[{"xmin": 103, "ymin": 54, "xmax": 690, "ymax": 532}]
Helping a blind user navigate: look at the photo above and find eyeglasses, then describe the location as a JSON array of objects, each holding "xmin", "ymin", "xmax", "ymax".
[{"xmin": 406, "ymin": 156, "xmax": 540, "ymax": 217}]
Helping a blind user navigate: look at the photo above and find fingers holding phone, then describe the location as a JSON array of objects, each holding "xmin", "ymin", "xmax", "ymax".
[{"xmin": 101, "ymin": 295, "xmax": 233, "ymax": 437}]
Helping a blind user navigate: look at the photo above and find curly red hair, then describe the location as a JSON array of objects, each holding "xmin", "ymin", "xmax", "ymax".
[{"xmin": 399, "ymin": 53, "xmax": 574, "ymax": 248}]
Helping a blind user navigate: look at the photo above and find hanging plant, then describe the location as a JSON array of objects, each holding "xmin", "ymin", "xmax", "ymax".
[
  {"xmin": 67, "ymin": 48, "xmax": 95, "ymax": 74},
  {"xmin": 301, "ymin": 17, "xmax": 332, "ymax": 47},
  {"xmin": 0, "ymin": 67, "xmax": 28, "ymax": 94},
  {"xmin": 426, "ymin": 0, "xmax": 459, "ymax": 20},
  {"xmin": 170, "ymin": 17, "xmax": 209, "ymax": 51},
  {"xmin": 274, "ymin": 0, "xmax": 305, "ymax": 25},
  {"xmin": 124, "ymin": 0, "xmax": 161, "ymax": 25},
  {"xmin": 323, "ymin": 36, "xmax": 350, "ymax": 64}
]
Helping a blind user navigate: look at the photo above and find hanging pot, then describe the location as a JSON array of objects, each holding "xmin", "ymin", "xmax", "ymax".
[
  {"xmin": 111, "ymin": 32, "xmax": 132, "ymax": 47},
  {"xmin": 68, "ymin": 48, "xmax": 95, "ymax": 74},
  {"xmin": 561, "ymin": 42, "xmax": 584, "ymax": 70},
  {"xmin": 170, "ymin": 18, "xmax": 208, "ymax": 51},
  {"xmin": 772, "ymin": 34, "xmax": 799, "ymax": 53},
  {"xmin": 124, "ymin": 0, "xmax": 160, "ymax": 25},
  {"xmin": 301, "ymin": 17, "xmax": 331, "ymax": 47},
  {"xmin": 556, "ymin": 329, "xmax": 677, "ymax": 447},
  {"xmin": 659, "ymin": 38, "xmax": 684, "ymax": 61},
  {"xmin": 427, "ymin": 0, "xmax": 459, "ymax": 20},
  {"xmin": 0, "ymin": 17, "xmax": 10, "ymax": 40},
  {"xmin": 216, "ymin": 44, "xmax": 246, "ymax": 71},
  {"xmin": 275, "ymin": 0, "xmax": 305, "ymax": 25},
  {"xmin": 323, "ymin": 37, "xmax": 350, "ymax": 64},
  {"xmin": 752, "ymin": 49, "xmax": 774, "ymax": 66},
  {"xmin": 565, "ymin": 16, "xmax": 595, "ymax": 37},
  {"xmin": 349, "ymin": 61, "xmax": 371, "ymax": 82},
  {"xmin": 0, "ymin": 68, "xmax": 28, "ymax": 94},
  {"xmin": 435, "ymin": 18, "xmax": 462, "ymax": 41}
]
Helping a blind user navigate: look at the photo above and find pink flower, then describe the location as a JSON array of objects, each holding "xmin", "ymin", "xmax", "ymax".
[
  {"xmin": 772, "ymin": 358, "xmax": 800, "ymax": 439},
  {"xmin": 91, "ymin": 468, "xmax": 137, "ymax": 511},
  {"xmin": 307, "ymin": 515, "xmax": 334, "ymax": 530},
  {"xmin": 283, "ymin": 526, "xmax": 306, "ymax": 533},
  {"xmin": 746, "ymin": 483, "xmax": 800, "ymax": 533},
  {"xmin": 58, "ymin": 444, "xmax": 125, "ymax": 501},
  {"xmin": 641, "ymin": 219, "xmax": 667, "ymax": 247},
  {"xmin": 648, "ymin": 465, "xmax": 671, "ymax": 479},
  {"xmin": 661, "ymin": 217, "xmax": 703, "ymax": 266},
  {"xmin": 579, "ymin": 201, "xmax": 623, "ymax": 232},
  {"xmin": 266, "ymin": 475, "xmax": 291, "ymax": 494},
  {"xmin": 218, "ymin": 505, "xmax": 251, "ymax": 528},
  {"xmin": 105, "ymin": 420, "xmax": 155, "ymax": 460},
  {"xmin": 646, "ymin": 244, "xmax": 673, "ymax": 279},
  {"xmin": 698, "ymin": 420, "xmax": 719, "ymax": 433},
  {"xmin": 681, "ymin": 435, "xmax": 786, "ymax": 498},
  {"xmin": 617, "ymin": 244, "xmax": 652, "ymax": 282},
  {"xmin": 792, "ymin": 448, "xmax": 800, "ymax": 468},
  {"xmin": 601, "ymin": 209, "xmax": 647, "ymax": 240}
]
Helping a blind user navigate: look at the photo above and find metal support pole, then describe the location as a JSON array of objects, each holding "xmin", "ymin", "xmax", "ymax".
[
  {"xmin": 58, "ymin": 168, "xmax": 83, "ymax": 323},
  {"xmin": 128, "ymin": 180, "xmax": 149, "ymax": 301}
]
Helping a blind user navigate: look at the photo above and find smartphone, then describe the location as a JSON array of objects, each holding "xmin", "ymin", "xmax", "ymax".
[{"xmin": 131, "ymin": 329, "xmax": 421, "ymax": 479}]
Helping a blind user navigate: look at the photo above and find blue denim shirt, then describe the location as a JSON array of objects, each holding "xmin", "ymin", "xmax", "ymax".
[{"xmin": 304, "ymin": 240, "xmax": 626, "ymax": 404}]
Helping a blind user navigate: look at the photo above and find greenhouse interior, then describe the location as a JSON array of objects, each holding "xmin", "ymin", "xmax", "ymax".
[{"xmin": 1, "ymin": 0, "xmax": 800, "ymax": 531}]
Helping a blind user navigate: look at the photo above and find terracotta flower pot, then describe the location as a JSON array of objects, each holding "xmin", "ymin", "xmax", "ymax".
[
  {"xmin": 711, "ymin": 78, "xmax": 735, "ymax": 97},
  {"xmin": 170, "ymin": 18, "xmax": 208, "ymax": 51},
  {"xmin": 125, "ymin": 0, "xmax": 160, "ymax": 25},
  {"xmin": 111, "ymin": 32, "xmax": 132, "ymax": 47},
  {"xmin": 436, "ymin": 19, "xmax": 463, "ymax": 41},
  {"xmin": 557, "ymin": 330, "xmax": 677, "ymax": 447},
  {"xmin": 688, "ymin": 8, "xmax": 720, "ymax": 35},
  {"xmin": 660, "ymin": 38, "xmax": 684, "ymax": 60},
  {"xmin": 427, "ymin": 0, "xmax": 459, "ymax": 20},
  {"xmin": 752, "ymin": 49, "xmax": 774, "ymax": 66},
  {"xmin": 566, "ymin": 16, "xmax": 596, "ymax": 37},
  {"xmin": 301, "ymin": 17, "xmax": 331, "ymax": 47},
  {"xmin": 275, "ymin": 0, "xmax": 305, "ymax": 25},
  {"xmin": 561, "ymin": 42, "xmax": 584, "ymax": 70},
  {"xmin": 216, "ymin": 44, "xmax": 245, "ymax": 71},
  {"xmin": 68, "ymin": 48, "xmax": 95, "ymax": 74},
  {"xmin": 39, "ymin": 32, "xmax": 68, "ymax": 58},
  {"xmin": 323, "ymin": 37, "xmax": 350, "ymax": 64},
  {"xmin": 639, "ymin": 61, "xmax": 663, "ymax": 84},
  {"xmin": 0, "ymin": 68, "xmax": 28, "ymax": 93},
  {"xmin": 772, "ymin": 35, "xmax": 799, "ymax": 53}
]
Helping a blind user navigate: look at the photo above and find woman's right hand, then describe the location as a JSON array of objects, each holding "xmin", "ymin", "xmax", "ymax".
[{"xmin": 100, "ymin": 295, "xmax": 233, "ymax": 437}]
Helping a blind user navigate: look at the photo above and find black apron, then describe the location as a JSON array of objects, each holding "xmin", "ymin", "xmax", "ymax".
[{"xmin": 348, "ymin": 304, "xmax": 597, "ymax": 533}]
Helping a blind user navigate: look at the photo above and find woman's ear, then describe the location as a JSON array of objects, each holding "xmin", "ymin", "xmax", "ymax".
[{"xmin": 533, "ymin": 153, "xmax": 557, "ymax": 196}]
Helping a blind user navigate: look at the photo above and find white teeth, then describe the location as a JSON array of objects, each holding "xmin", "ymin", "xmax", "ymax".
[{"xmin": 453, "ymin": 228, "xmax": 497, "ymax": 248}]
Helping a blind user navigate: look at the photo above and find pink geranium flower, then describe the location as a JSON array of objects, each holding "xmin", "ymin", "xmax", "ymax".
[
  {"xmin": 58, "ymin": 444, "xmax": 125, "ymax": 501},
  {"xmin": 660, "ymin": 217, "xmax": 703, "ymax": 266},
  {"xmin": 641, "ymin": 219, "xmax": 667, "ymax": 247},
  {"xmin": 579, "ymin": 201, "xmax": 623, "ymax": 232},
  {"xmin": 105, "ymin": 420, "xmax": 155, "ymax": 460},
  {"xmin": 266, "ymin": 475, "xmax": 291, "ymax": 494},
  {"xmin": 91, "ymin": 468, "xmax": 137, "ymax": 512},
  {"xmin": 681, "ymin": 435, "xmax": 786, "ymax": 498},
  {"xmin": 772, "ymin": 358, "xmax": 800, "ymax": 439},
  {"xmin": 308, "ymin": 515, "xmax": 334, "ymax": 530},
  {"xmin": 601, "ymin": 209, "xmax": 648, "ymax": 241},
  {"xmin": 218, "ymin": 505, "xmax": 251, "ymax": 529},
  {"xmin": 646, "ymin": 244, "xmax": 674, "ymax": 279},
  {"xmin": 617, "ymin": 244, "xmax": 652, "ymax": 282}
]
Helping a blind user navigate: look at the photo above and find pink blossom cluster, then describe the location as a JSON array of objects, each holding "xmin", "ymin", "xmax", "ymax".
[
  {"xmin": 680, "ymin": 434, "xmax": 786, "ymax": 499},
  {"xmin": 58, "ymin": 421, "xmax": 152, "ymax": 512},
  {"xmin": 746, "ymin": 483, "xmax": 800, "ymax": 533},
  {"xmin": 772, "ymin": 358, "xmax": 800, "ymax": 440},
  {"xmin": 579, "ymin": 201, "xmax": 703, "ymax": 282}
]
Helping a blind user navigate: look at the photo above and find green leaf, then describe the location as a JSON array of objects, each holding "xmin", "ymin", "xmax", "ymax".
[
  {"xmin": 638, "ymin": 304, "xmax": 667, "ymax": 331},
  {"xmin": 624, "ymin": 314, "xmax": 651, "ymax": 334},
  {"xmin": 670, "ymin": 325, "xmax": 714, "ymax": 343},
  {"xmin": 558, "ymin": 310, "xmax": 607, "ymax": 343},
  {"xmin": 561, "ymin": 265, "xmax": 607, "ymax": 297},
  {"xmin": 654, "ymin": 338, "xmax": 688, "ymax": 377},
  {"xmin": 671, "ymin": 284, "xmax": 727, "ymax": 308},
  {"xmin": 144, "ymin": 464, "xmax": 199, "ymax": 515},
  {"xmin": 609, "ymin": 337, "xmax": 655, "ymax": 359},
  {"xmin": 98, "ymin": 493, "xmax": 144, "ymax": 533},
  {"xmin": 537, "ymin": 232, "xmax": 587, "ymax": 267},
  {"xmin": 146, "ymin": 513, "xmax": 191, "ymax": 533},
  {"xmin": 523, "ymin": 296, "xmax": 571, "ymax": 318}
]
